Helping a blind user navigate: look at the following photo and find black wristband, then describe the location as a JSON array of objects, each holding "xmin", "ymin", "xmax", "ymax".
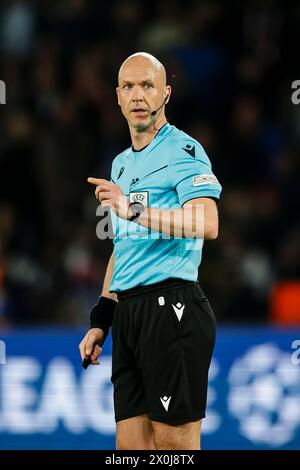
[{"xmin": 89, "ymin": 296, "xmax": 117, "ymax": 346}]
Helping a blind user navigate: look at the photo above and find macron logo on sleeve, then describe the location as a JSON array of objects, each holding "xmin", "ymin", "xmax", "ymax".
[
  {"xmin": 182, "ymin": 144, "xmax": 195, "ymax": 158},
  {"xmin": 117, "ymin": 166, "xmax": 125, "ymax": 179}
]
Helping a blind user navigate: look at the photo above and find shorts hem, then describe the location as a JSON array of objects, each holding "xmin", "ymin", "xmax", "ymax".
[
  {"xmin": 115, "ymin": 411, "xmax": 205, "ymax": 424},
  {"xmin": 149, "ymin": 413, "xmax": 205, "ymax": 425},
  {"xmin": 115, "ymin": 410, "xmax": 148, "ymax": 423}
]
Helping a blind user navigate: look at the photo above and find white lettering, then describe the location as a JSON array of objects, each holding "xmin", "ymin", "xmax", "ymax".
[
  {"xmin": 291, "ymin": 340, "xmax": 300, "ymax": 365},
  {"xmin": 81, "ymin": 357, "xmax": 115, "ymax": 434},
  {"xmin": 0, "ymin": 80, "xmax": 6, "ymax": 104},
  {"xmin": 36, "ymin": 357, "xmax": 85, "ymax": 433},
  {"xmin": 291, "ymin": 80, "xmax": 300, "ymax": 105},
  {"xmin": 0, "ymin": 340, "xmax": 6, "ymax": 364},
  {"xmin": 0, "ymin": 358, "xmax": 40, "ymax": 432}
]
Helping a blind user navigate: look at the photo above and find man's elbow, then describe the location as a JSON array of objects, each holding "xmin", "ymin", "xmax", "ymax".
[{"xmin": 203, "ymin": 221, "xmax": 219, "ymax": 240}]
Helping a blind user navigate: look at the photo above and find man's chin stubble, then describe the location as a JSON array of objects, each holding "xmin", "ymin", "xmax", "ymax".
[{"xmin": 133, "ymin": 120, "xmax": 154, "ymax": 133}]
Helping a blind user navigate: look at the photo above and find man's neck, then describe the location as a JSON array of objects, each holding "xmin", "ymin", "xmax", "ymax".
[{"xmin": 130, "ymin": 116, "xmax": 167, "ymax": 151}]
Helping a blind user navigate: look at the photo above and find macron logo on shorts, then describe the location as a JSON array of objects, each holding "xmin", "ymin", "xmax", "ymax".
[
  {"xmin": 160, "ymin": 396, "xmax": 171, "ymax": 412},
  {"xmin": 172, "ymin": 303, "xmax": 185, "ymax": 321}
]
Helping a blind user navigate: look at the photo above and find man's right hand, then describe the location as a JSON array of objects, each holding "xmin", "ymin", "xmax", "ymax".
[{"xmin": 79, "ymin": 328, "xmax": 105, "ymax": 365}]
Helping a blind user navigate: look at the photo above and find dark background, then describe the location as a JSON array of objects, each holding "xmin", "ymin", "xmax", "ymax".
[{"xmin": 0, "ymin": 0, "xmax": 299, "ymax": 327}]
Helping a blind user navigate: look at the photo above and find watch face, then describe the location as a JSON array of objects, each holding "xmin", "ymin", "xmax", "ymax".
[{"xmin": 130, "ymin": 202, "xmax": 144, "ymax": 216}]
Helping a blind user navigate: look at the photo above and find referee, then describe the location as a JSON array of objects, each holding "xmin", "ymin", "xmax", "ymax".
[{"xmin": 79, "ymin": 53, "xmax": 222, "ymax": 450}]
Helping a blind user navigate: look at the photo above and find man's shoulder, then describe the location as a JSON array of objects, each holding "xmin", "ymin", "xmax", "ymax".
[
  {"xmin": 166, "ymin": 126, "xmax": 207, "ymax": 158},
  {"xmin": 167, "ymin": 126, "xmax": 202, "ymax": 147}
]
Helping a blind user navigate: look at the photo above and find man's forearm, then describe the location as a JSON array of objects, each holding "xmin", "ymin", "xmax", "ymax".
[
  {"xmin": 134, "ymin": 205, "xmax": 206, "ymax": 239},
  {"xmin": 101, "ymin": 252, "xmax": 118, "ymax": 302}
]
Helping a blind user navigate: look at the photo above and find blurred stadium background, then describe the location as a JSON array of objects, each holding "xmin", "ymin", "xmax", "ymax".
[{"xmin": 0, "ymin": 0, "xmax": 300, "ymax": 449}]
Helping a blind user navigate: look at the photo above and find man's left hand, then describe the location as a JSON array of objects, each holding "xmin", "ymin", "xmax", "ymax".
[{"xmin": 87, "ymin": 177, "xmax": 131, "ymax": 220}]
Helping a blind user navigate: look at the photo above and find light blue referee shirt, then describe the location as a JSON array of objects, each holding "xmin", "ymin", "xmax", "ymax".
[{"xmin": 109, "ymin": 123, "xmax": 222, "ymax": 292}]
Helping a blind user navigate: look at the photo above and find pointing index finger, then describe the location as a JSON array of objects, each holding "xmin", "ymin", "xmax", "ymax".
[{"xmin": 87, "ymin": 177, "xmax": 107, "ymax": 186}]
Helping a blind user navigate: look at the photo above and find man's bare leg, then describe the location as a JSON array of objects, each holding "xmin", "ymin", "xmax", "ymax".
[
  {"xmin": 116, "ymin": 415, "xmax": 156, "ymax": 450},
  {"xmin": 151, "ymin": 419, "xmax": 202, "ymax": 450}
]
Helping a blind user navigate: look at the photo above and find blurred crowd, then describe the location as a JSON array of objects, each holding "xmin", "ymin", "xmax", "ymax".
[{"xmin": 0, "ymin": 0, "xmax": 299, "ymax": 327}]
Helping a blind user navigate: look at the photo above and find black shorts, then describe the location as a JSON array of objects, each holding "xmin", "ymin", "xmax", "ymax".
[{"xmin": 111, "ymin": 278, "xmax": 216, "ymax": 425}]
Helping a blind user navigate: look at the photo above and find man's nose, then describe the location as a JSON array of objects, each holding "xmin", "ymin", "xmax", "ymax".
[{"xmin": 131, "ymin": 86, "xmax": 144, "ymax": 102}]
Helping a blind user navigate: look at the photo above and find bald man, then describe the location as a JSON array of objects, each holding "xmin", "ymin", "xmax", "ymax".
[{"xmin": 79, "ymin": 52, "xmax": 222, "ymax": 450}]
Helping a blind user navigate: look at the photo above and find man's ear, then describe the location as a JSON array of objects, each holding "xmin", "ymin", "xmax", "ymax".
[
  {"xmin": 116, "ymin": 87, "xmax": 120, "ymax": 106},
  {"xmin": 165, "ymin": 85, "xmax": 172, "ymax": 104}
]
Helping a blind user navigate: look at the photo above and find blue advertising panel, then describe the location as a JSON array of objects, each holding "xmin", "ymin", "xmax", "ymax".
[{"xmin": 0, "ymin": 328, "xmax": 300, "ymax": 449}]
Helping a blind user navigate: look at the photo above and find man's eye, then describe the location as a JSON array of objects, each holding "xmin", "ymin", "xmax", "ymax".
[
  {"xmin": 124, "ymin": 85, "xmax": 132, "ymax": 90},
  {"xmin": 144, "ymin": 83, "xmax": 152, "ymax": 89}
]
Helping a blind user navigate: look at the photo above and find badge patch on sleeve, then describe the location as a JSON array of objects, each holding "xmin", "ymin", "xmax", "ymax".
[
  {"xmin": 129, "ymin": 191, "xmax": 149, "ymax": 206},
  {"xmin": 192, "ymin": 174, "xmax": 219, "ymax": 186}
]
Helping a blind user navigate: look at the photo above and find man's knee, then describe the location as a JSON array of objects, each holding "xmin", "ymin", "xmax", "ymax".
[
  {"xmin": 116, "ymin": 415, "xmax": 156, "ymax": 450},
  {"xmin": 151, "ymin": 419, "xmax": 201, "ymax": 450}
]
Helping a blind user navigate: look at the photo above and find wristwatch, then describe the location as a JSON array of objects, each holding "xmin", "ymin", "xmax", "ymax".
[{"xmin": 128, "ymin": 201, "xmax": 145, "ymax": 222}]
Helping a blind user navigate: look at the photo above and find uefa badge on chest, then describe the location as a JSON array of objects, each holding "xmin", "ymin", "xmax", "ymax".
[{"xmin": 129, "ymin": 191, "xmax": 149, "ymax": 206}]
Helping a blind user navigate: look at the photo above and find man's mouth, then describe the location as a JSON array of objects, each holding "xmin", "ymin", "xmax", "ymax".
[{"xmin": 131, "ymin": 108, "xmax": 148, "ymax": 114}]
